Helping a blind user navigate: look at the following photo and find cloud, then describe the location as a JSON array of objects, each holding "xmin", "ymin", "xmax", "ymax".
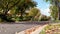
[
  {"xmin": 36, "ymin": 7, "xmax": 50, "ymax": 16},
  {"xmin": 40, "ymin": 8, "xmax": 50, "ymax": 16}
]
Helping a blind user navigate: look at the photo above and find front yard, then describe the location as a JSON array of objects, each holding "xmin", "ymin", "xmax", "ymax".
[{"xmin": 40, "ymin": 23, "xmax": 60, "ymax": 34}]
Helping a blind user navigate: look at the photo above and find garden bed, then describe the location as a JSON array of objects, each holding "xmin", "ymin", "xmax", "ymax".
[{"xmin": 40, "ymin": 24, "xmax": 60, "ymax": 34}]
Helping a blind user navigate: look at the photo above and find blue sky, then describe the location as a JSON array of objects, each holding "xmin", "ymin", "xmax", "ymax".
[{"xmin": 33, "ymin": 0, "xmax": 50, "ymax": 16}]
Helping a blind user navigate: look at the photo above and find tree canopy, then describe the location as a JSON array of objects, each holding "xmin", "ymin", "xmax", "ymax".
[
  {"xmin": 0, "ymin": 0, "xmax": 37, "ymax": 22},
  {"xmin": 50, "ymin": 5, "xmax": 58, "ymax": 20},
  {"xmin": 29, "ymin": 7, "xmax": 41, "ymax": 21},
  {"xmin": 45, "ymin": 0, "xmax": 60, "ymax": 20}
]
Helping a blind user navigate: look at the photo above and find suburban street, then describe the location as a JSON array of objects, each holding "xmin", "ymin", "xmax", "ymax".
[{"xmin": 0, "ymin": 23, "xmax": 43, "ymax": 34}]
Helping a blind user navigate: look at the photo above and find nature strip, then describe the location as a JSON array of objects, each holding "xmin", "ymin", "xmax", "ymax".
[{"xmin": 24, "ymin": 25, "xmax": 40, "ymax": 34}]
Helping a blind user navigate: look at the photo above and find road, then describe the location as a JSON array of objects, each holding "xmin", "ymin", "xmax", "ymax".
[{"xmin": 0, "ymin": 23, "xmax": 43, "ymax": 34}]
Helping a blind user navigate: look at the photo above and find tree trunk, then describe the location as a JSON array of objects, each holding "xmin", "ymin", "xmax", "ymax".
[
  {"xmin": 20, "ymin": 8, "xmax": 25, "ymax": 21},
  {"xmin": 2, "ymin": 9, "xmax": 9, "ymax": 21},
  {"xmin": 58, "ymin": 7, "xmax": 60, "ymax": 20},
  {"xmin": 20, "ymin": 11, "xmax": 23, "ymax": 21}
]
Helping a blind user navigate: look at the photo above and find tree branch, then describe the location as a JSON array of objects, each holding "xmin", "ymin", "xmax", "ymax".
[{"xmin": 8, "ymin": 0, "xmax": 20, "ymax": 10}]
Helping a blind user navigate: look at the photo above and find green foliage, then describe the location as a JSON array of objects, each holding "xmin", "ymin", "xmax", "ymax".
[
  {"xmin": 23, "ymin": 16, "xmax": 31, "ymax": 21},
  {"xmin": 40, "ymin": 30, "xmax": 46, "ymax": 34},
  {"xmin": 0, "ymin": 0, "xmax": 37, "ymax": 22},
  {"xmin": 29, "ymin": 8, "xmax": 40, "ymax": 16},
  {"xmin": 50, "ymin": 5, "xmax": 58, "ymax": 20},
  {"xmin": 40, "ymin": 15, "xmax": 51, "ymax": 21},
  {"xmin": 29, "ymin": 7, "xmax": 41, "ymax": 21},
  {"xmin": 45, "ymin": 0, "xmax": 60, "ymax": 20},
  {"xmin": 0, "ymin": 18, "xmax": 3, "ymax": 22}
]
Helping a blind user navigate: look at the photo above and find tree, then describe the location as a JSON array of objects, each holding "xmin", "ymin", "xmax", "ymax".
[
  {"xmin": 0, "ymin": 0, "xmax": 37, "ymax": 22},
  {"xmin": 34, "ymin": 12, "xmax": 41, "ymax": 21},
  {"xmin": 45, "ymin": 0, "xmax": 60, "ymax": 20},
  {"xmin": 16, "ymin": 0, "xmax": 37, "ymax": 20},
  {"xmin": 28, "ymin": 7, "xmax": 41, "ymax": 21},
  {"xmin": 50, "ymin": 5, "xmax": 58, "ymax": 20},
  {"xmin": 40, "ymin": 15, "xmax": 51, "ymax": 21}
]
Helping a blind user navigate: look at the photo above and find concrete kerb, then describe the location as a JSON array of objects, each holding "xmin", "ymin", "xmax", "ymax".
[
  {"xmin": 15, "ymin": 25, "xmax": 47, "ymax": 34},
  {"xmin": 15, "ymin": 31, "xmax": 25, "ymax": 34},
  {"xmin": 31, "ymin": 25, "xmax": 47, "ymax": 34}
]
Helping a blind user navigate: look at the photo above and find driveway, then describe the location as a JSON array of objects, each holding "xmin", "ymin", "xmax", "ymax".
[{"xmin": 0, "ymin": 23, "xmax": 43, "ymax": 34}]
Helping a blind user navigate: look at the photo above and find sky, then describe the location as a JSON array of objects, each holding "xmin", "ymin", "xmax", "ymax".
[{"xmin": 33, "ymin": 0, "xmax": 50, "ymax": 16}]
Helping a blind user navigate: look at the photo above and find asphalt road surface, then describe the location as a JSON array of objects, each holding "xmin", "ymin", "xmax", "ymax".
[{"xmin": 0, "ymin": 23, "xmax": 43, "ymax": 34}]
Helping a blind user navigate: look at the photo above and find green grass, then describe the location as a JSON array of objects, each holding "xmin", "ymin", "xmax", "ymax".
[
  {"xmin": 40, "ymin": 30, "xmax": 46, "ymax": 34},
  {"xmin": 39, "ymin": 24, "xmax": 60, "ymax": 34}
]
